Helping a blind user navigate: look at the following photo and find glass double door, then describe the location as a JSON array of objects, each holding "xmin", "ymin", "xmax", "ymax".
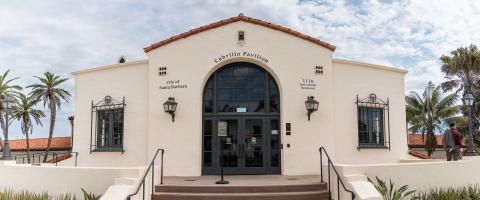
[{"xmin": 202, "ymin": 116, "xmax": 280, "ymax": 175}]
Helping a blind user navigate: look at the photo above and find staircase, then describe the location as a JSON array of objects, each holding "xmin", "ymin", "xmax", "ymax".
[{"xmin": 152, "ymin": 182, "xmax": 329, "ymax": 200}]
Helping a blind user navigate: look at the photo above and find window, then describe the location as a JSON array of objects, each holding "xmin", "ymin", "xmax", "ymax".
[
  {"xmin": 203, "ymin": 62, "xmax": 279, "ymax": 114},
  {"xmin": 356, "ymin": 94, "xmax": 390, "ymax": 150},
  {"xmin": 96, "ymin": 109, "xmax": 124, "ymax": 151},
  {"xmin": 358, "ymin": 107, "xmax": 384, "ymax": 147},
  {"xmin": 91, "ymin": 96, "xmax": 126, "ymax": 153},
  {"xmin": 238, "ymin": 31, "xmax": 245, "ymax": 41}
]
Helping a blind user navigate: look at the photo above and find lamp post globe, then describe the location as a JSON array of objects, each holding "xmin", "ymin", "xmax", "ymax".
[
  {"xmin": 1, "ymin": 95, "xmax": 13, "ymax": 110},
  {"xmin": 463, "ymin": 93, "xmax": 474, "ymax": 106},
  {"xmin": 463, "ymin": 93, "xmax": 478, "ymax": 156}
]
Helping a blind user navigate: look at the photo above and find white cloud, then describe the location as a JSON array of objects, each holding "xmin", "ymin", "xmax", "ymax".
[{"xmin": 0, "ymin": 0, "xmax": 479, "ymax": 138}]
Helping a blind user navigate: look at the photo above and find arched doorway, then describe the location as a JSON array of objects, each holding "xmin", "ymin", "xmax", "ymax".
[{"xmin": 202, "ymin": 62, "xmax": 281, "ymax": 175}]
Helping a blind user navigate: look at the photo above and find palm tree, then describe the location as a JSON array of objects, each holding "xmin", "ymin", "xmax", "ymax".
[
  {"xmin": 406, "ymin": 81, "xmax": 461, "ymax": 157},
  {"xmin": 28, "ymin": 72, "xmax": 70, "ymax": 162},
  {"xmin": 0, "ymin": 70, "xmax": 22, "ymax": 157},
  {"xmin": 440, "ymin": 44, "xmax": 480, "ymax": 95},
  {"xmin": 441, "ymin": 44, "xmax": 480, "ymax": 145},
  {"xmin": 12, "ymin": 93, "xmax": 45, "ymax": 163}
]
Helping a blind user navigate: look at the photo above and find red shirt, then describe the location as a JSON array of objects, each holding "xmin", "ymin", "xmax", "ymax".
[{"xmin": 452, "ymin": 128, "xmax": 461, "ymax": 146}]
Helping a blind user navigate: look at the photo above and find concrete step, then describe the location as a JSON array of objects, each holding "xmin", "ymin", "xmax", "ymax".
[
  {"xmin": 151, "ymin": 190, "xmax": 329, "ymax": 200},
  {"xmin": 155, "ymin": 183, "xmax": 327, "ymax": 193}
]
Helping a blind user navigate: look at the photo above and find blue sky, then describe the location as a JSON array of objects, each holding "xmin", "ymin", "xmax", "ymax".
[{"xmin": 1, "ymin": 0, "xmax": 480, "ymax": 139}]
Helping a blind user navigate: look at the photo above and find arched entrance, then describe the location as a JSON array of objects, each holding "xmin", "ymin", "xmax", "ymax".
[{"xmin": 202, "ymin": 62, "xmax": 281, "ymax": 175}]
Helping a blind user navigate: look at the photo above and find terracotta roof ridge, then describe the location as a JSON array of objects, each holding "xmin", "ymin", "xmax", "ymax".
[
  {"xmin": 8, "ymin": 136, "xmax": 71, "ymax": 141},
  {"xmin": 144, "ymin": 14, "xmax": 336, "ymax": 53}
]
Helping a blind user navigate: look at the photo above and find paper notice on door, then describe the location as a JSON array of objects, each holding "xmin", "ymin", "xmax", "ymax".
[
  {"xmin": 218, "ymin": 121, "xmax": 227, "ymax": 136},
  {"xmin": 236, "ymin": 107, "xmax": 247, "ymax": 112},
  {"xmin": 271, "ymin": 130, "xmax": 278, "ymax": 135}
]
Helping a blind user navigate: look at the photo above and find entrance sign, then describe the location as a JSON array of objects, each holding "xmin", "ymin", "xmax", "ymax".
[
  {"xmin": 218, "ymin": 121, "xmax": 228, "ymax": 136},
  {"xmin": 271, "ymin": 130, "xmax": 278, "ymax": 135},
  {"xmin": 300, "ymin": 78, "xmax": 316, "ymax": 90},
  {"xmin": 214, "ymin": 51, "xmax": 269, "ymax": 64},
  {"xmin": 159, "ymin": 80, "xmax": 188, "ymax": 90}
]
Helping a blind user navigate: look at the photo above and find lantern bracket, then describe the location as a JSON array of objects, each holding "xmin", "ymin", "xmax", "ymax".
[
  {"xmin": 305, "ymin": 96, "xmax": 319, "ymax": 121},
  {"xmin": 163, "ymin": 97, "xmax": 178, "ymax": 122}
]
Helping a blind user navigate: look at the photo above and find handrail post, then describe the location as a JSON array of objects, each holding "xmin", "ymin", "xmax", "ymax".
[
  {"xmin": 142, "ymin": 180, "xmax": 145, "ymax": 200},
  {"xmin": 328, "ymin": 161, "xmax": 331, "ymax": 200},
  {"xmin": 75, "ymin": 152, "xmax": 78, "ymax": 167},
  {"xmin": 152, "ymin": 160, "xmax": 155, "ymax": 195},
  {"xmin": 161, "ymin": 149, "xmax": 164, "ymax": 184},
  {"xmin": 320, "ymin": 147, "xmax": 355, "ymax": 200},
  {"xmin": 320, "ymin": 148, "xmax": 324, "ymax": 183},
  {"xmin": 337, "ymin": 177, "xmax": 340, "ymax": 200},
  {"xmin": 126, "ymin": 148, "xmax": 165, "ymax": 200}
]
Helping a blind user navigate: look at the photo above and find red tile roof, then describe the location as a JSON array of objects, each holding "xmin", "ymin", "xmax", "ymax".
[
  {"xmin": 0, "ymin": 137, "xmax": 71, "ymax": 151},
  {"xmin": 408, "ymin": 133, "xmax": 465, "ymax": 148},
  {"xmin": 144, "ymin": 14, "xmax": 336, "ymax": 53},
  {"xmin": 408, "ymin": 150, "xmax": 431, "ymax": 159},
  {"xmin": 408, "ymin": 134, "xmax": 443, "ymax": 148}
]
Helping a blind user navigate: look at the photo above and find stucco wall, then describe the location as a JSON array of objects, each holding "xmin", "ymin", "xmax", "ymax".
[
  {"xmin": 339, "ymin": 158, "xmax": 480, "ymax": 194},
  {"xmin": 72, "ymin": 20, "xmax": 409, "ymax": 176},
  {"xmin": 0, "ymin": 161, "xmax": 140, "ymax": 198},
  {"xmin": 73, "ymin": 61, "xmax": 149, "ymax": 167},
  {"xmin": 146, "ymin": 21, "xmax": 336, "ymax": 176},
  {"xmin": 410, "ymin": 147, "xmax": 447, "ymax": 159},
  {"xmin": 332, "ymin": 59, "xmax": 409, "ymax": 164}
]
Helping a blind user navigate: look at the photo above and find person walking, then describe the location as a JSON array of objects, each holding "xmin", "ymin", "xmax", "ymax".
[{"xmin": 442, "ymin": 123, "xmax": 461, "ymax": 161}]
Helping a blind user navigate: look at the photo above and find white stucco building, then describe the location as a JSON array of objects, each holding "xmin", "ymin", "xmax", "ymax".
[{"xmin": 72, "ymin": 14, "xmax": 409, "ymax": 177}]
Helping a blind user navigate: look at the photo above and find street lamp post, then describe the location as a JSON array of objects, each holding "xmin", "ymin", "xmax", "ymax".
[
  {"xmin": 1, "ymin": 95, "xmax": 14, "ymax": 160},
  {"xmin": 463, "ymin": 93, "xmax": 478, "ymax": 156},
  {"xmin": 68, "ymin": 116, "xmax": 74, "ymax": 153}
]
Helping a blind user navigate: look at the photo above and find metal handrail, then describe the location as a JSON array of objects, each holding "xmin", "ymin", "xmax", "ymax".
[
  {"xmin": 126, "ymin": 148, "xmax": 164, "ymax": 200},
  {"xmin": 319, "ymin": 147, "xmax": 355, "ymax": 200},
  {"xmin": 9, "ymin": 151, "xmax": 79, "ymax": 167}
]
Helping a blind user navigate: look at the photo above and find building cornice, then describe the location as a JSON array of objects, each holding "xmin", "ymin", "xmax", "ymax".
[
  {"xmin": 333, "ymin": 59, "xmax": 408, "ymax": 74},
  {"xmin": 72, "ymin": 59, "xmax": 149, "ymax": 75}
]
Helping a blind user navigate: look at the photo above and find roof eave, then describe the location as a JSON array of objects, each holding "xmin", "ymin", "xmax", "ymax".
[{"xmin": 144, "ymin": 15, "xmax": 336, "ymax": 53}]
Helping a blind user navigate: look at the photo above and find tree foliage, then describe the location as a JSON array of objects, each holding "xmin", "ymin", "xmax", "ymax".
[
  {"xmin": 11, "ymin": 93, "xmax": 45, "ymax": 163},
  {"xmin": 28, "ymin": 72, "xmax": 70, "ymax": 162},
  {"xmin": 406, "ymin": 81, "xmax": 461, "ymax": 156}
]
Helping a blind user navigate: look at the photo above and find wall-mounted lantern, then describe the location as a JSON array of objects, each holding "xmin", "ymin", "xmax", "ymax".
[
  {"xmin": 305, "ymin": 96, "xmax": 319, "ymax": 121},
  {"xmin": 163, "ymin": 97, "xmax": 177, "ymax": 122}
]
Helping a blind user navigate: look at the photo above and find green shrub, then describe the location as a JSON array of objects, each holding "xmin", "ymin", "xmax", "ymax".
[
  {"xmin": 412, "ymin": 185, "xmax": 480, "ymax": 200},
  {"xmin": 80, "ymin": 188, "xmax": 101, "ymax": 200},
  {"xmin": 0, "ymin": 188, "xmax": 100, "ymax": 200},
  {"xmin": 368, "ymin": 176, "xmax": 416, "ymax": 200}
]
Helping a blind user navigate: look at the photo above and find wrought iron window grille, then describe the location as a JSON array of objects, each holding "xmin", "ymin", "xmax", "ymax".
[
  {"xmin": 356, "ymin": 94, "xmax": 391, "ymax": 150},
  {"xmin": 90, "ymin": 96, "xmax": 126, "ymax": 154}
]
